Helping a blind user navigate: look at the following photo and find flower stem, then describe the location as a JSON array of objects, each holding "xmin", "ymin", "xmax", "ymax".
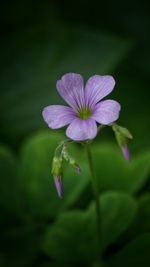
[{"xmin": 85, "ymin": 143, "xmax": 102, "ymax": 259}]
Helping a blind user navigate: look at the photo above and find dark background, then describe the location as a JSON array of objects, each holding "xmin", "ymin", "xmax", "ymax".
[{"xmin": 0, "ymin": 0, "xmax": 150, "ymax": 266}]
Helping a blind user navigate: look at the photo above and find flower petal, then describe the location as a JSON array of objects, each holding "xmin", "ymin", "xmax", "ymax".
[
  {"xmin": 66, "ymin": 118, "xmax": 97, "ymax": 141},
  {"xmin": 42, "ymin": 105, "xmax": 75, "ymax": 129},
  {"xmin": 85, "ymin": 75, "xmax": 115, "ymax": 107},
  {"xmin": 56, "ymin": 73, "xmax": 85, "ymax": 111},
  {"xmin": 92, "ymin": 100, "xmax": 121, "ymax": 125}
]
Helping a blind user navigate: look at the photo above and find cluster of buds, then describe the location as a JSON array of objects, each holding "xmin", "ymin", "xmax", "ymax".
[
  {"xmin": 51, "ymin": 141, "xmax": 81, "ymax": 198},
  {"xmin": 51, "ymin": 125, "xmax": 132, "ymax": 198},
  {"xmin": 62, "ymin": 145, "xmax": 81, "ymax": 173},
  {"xmin": 112, "ymin": 123, "xmax": 133, "ymax": 160}
]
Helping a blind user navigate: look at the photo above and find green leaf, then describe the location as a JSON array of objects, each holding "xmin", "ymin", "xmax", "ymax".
[
  {"xmin": 89, "ymin": 192, "xmax": 137, "ymax": 250},
  {"xmin": 20, "ymin": 130, "xmax": 89, "ymax": 219},
  {"xmin": 0, "ymin": 224, "xmax": 41, "ymax": 267},
  {"xmin": 0, "ymin": 146, "xmax": 41, "ymax": 266},
  {"xmin": 137, "ymin": 194, "xmax": 150, "ymax": 233},
  {"xmin": 43, "ymin": 192, "xmax": 137, "ymax": 262},
  {"xmin": 126, "ymin": 193, "xmax": 150, "ymax": 238},
  {"xmin": 92, "ymin": 143, "xmax": 150, "ymax": 194},
  {"xmin": 105, "ymin": 234, "xmax": 150, "ymax": 267},
  {"xmin": 0, "ymin": 145, "xmax": 22, "ymax": 217},
  {"xmin": 43, "ymin": 210, "xmax": 98, "ymax": 263}
]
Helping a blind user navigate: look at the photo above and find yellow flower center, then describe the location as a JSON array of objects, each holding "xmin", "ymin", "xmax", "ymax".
[{"xmin": 77, "ymin": 107, "xmax": 92, "ymax": 120}]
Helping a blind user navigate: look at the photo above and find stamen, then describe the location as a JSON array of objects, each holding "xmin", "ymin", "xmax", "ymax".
[{"xmin": 77, "ymin": 107, "xmax": 92, "ymax": 120}]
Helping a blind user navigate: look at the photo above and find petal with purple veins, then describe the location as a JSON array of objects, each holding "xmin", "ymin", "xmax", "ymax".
[
  {"xmin": 66, "ymin": 118, "xmax": 97, "ymax": 141},
  {"xmin": 42, "ymin": 105, "xmax": 76, "ymax": 129},
  {"xmin": 56, "ymin": 73, "xmax": 85, "ymax": 111},
  {"xmin": 85, "ymin": 75, "xmax": 115, "ymax": 108},
  {"xmin": 92, "ymin": 100, "xmax": 121, "ymax": 125}
]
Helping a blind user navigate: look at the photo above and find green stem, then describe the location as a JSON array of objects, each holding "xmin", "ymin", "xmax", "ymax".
[{"xmin": 85, "ymin": 143, "xmax": 102, "ymax": 258}]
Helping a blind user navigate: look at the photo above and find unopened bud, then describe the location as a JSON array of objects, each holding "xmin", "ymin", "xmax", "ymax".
[
  {"xmin": 54, "ymin": 176, "xmax": 63, "ymax": 198},
  {"xmin": 51, "ymin": 157, "xmax": 63, "ymax": 198},
  {"xmin": 74, "ymin": 163, "xmax": 81, "ymax": 173},
  {"xmin": 112, "ymin": 124, "xmax": 132, "ymax": 161},
  {"xmin": 52, "ymin": 157, "xmax": 62, "ymax": 175},
  {"xmin": 62, "ymin": 146, "xmax": 81, "ymax": 173},
  {"xmin": 121, "ymin": 144, "xmax": 130, "ymax": 161}
]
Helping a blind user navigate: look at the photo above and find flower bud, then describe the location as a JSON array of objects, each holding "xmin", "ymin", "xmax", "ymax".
[
  {"xmin": 51, "ymin": 157, "xmax": 63, "ymax": 198},
  {"xmin": 121, "ymin": 144, "xmax": 130, "ymax": 161},
  {"xmin": 62, "ymin": 145, "xmax": 81, "ymax": 173},
  {"xmin": 69, "ymin": 157, "xmax": 81, "ymax": 173},
  {"xmin": 54, "ymin": 176, "xmax": 63, "ymax": 198},
  {"xmin": 74, "ymin": 163, "xmax": 81, "ymax": 173},
  {"xmin": 112, "ymin": 124, "xmax": 132, "ymax": 161}
]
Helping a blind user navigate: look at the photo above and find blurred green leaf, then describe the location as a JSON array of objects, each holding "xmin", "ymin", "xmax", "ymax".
[
  {"xmin": 43, "ymin": 192, "xmax": 137, "ymax": 262},
  {"xmin": 0, "ymin": 224, "xmax": 41, "ymax": 267},
  {"xmin": 89, "ymin": 192, "xmax": 137, "ymax": 250},
  {"xmin": 92, "ymin": 142, "xmax": 150, "ymax": 194},
  {"xmin": 105, "ymin": 234, "xmax": 150, "ymax": 267},
  {"xmin": 44, "ymin": 210, "xmax": 98, "ymax": 263},
  {"xmin": 0, "ymin": 25, "xmax": 131, "ymax": 141},
  {"xmin": 126, "ymin": 193, "xmax": 150, "ymax": 238},
  {"xmin": 0, "ymin": 144, "xmax": 22, "ymax": 217},
  {"xmin": 20, "ymin": 130, "xmax": 89, "ymax": 219},
  {"xmin": 0, "ymin": 145, "xmax": 42, "ymax": 266},
  {"xmin": 137, "ymin": 194, "xmax": 150, "ymax": 233}
]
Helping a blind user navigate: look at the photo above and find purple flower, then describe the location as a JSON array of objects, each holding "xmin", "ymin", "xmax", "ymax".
[{"xmin": 42, "ymin": 73, "xmax": 121, "ymax": 141}]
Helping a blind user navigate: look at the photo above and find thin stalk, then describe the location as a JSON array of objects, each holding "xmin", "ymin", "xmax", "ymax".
[{"xmin": 85, "ymin": 143, "xmax": 102, "ymax": 259}]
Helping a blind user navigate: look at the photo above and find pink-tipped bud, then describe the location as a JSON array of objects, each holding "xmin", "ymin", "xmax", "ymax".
[
  {"xmin": 62, "ymin": 146, "xmax": 81, "ymax": 173},
  {"xmin": 121, "ymin": 144, "xmax": 130, "ymax": 161},
  {"xmin": 54, "ymin": 176, "xmax": 63, "ymax": 198},
  {"xmin": 112, "ymin": 124, "xmax": 132, "ymax": 161},
  {"xmin": 52, "ymin": 156, "xmax": 63, "ymax": 198}
]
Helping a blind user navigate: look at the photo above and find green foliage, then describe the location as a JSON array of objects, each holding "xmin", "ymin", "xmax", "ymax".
[
  {"xmin": 0, "ymin": 145, "xmax": 21, "ymax": 217},
  {"xmin": 0, "ymin": 224, "xmax": 41, "ymax": 267},
  {"xmin": 0, "ymin": 145, "xmax": 41, "ymax": 267},
  {"xmin": 105, "ymin": 234, "xmax": 150, "ymax": 267},
  {"xmin": 43, "ymin": 210, "xmax": 97, "ymax": 263},
  {"xmin": 126, "ymin": 193, "xmax": 150, "ymax": 238},
  {"xmin": 0, "ymin": 131, "xmax": 150, "ymax": 266},
  {"xmin": 95, "ymin": 192, "xmax": 137, "ymax": 249},
  {"xmin": 43, "ymin": 192, "xmax": 137, "ymax": 262},
  {"xmin": 20, "ymin": 131, "xmax": 89, "ymax": 219},
  {"xmin": 93, "ymin": 142, "xmax": 150, "ymax": 194},
  {"xmin": 137, "ymin": 194, "xmax": 150, "ymax": 233}
]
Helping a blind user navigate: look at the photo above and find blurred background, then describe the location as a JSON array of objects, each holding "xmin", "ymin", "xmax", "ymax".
[{"xmin": 0, "ymin": 0, "xmax": 150, "ymax": 266}]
